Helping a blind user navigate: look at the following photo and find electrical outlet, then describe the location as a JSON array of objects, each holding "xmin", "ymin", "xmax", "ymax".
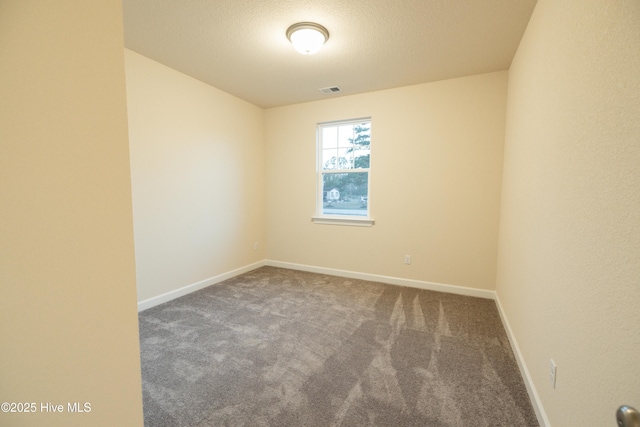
[
  {"xmin": 254, "ymin": 242, "xmax": 259, "ymax": 251},
  {"xmin": 549, "ymin": 359, "xmax": 557, "ymax": 389},
  {"xmin": 404, "ymin": 255, "xmax": 411, "ymax": 265}
]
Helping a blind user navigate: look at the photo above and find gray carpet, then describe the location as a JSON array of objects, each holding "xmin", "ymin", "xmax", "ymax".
[{"xmin": 139, "ymin": 266, "xmax": 539, "ymax": 427}]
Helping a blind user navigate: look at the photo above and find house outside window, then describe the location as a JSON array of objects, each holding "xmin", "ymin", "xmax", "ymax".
[{"xmin": 313, "ymin": 118, "xmax": 374, "ymax": 226}]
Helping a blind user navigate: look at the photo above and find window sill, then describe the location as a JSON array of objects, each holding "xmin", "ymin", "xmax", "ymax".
[{"xmin": 311, "ymin": 216, "xmax": 375, "ymax": 227}]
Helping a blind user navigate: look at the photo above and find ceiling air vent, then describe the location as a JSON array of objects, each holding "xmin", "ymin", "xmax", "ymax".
[{"xmin": 318, "ymin": 86, "xmax": 342, "ymax": 95}]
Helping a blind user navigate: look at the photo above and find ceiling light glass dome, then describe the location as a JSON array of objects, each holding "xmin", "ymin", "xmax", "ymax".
[{"xmin": 286, "ymin": 22, "xmax": 329, "ymax": 55}]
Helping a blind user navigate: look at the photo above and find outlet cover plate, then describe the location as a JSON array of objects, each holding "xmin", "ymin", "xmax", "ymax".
[{"xmin": 549, "ymin": 359, "xmax": 557, "ymax": 388}]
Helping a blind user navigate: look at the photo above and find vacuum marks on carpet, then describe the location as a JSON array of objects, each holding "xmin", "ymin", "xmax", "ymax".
[{"xmin": 139, "ymin": 267, "xmax": 538, "ymax": 427}]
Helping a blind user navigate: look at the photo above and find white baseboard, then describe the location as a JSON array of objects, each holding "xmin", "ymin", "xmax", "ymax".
[
  {"xmin": 137, "ymin": 260, "xmax": 265, "ymax": 312},
  {"xmin": 138, "ymin": 259, "xmax": 494, "ymax": 312},
  {"xmin": 495, "ymin": 294, "xmax": 550, "ymax": 427},
  {"xmin": 265, "ymin": 260, "xmax": 496, "ymax": 300}
]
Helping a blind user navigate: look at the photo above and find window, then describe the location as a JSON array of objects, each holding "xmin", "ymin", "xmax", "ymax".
[{"xmin": 313, "ymin": 118, "xmax": 374, "ymax": 226}]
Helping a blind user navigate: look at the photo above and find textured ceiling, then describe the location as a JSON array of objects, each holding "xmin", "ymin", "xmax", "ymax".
[{"xmin": 123, "ymin": 0, "xmax": 537, "ymax": 109}]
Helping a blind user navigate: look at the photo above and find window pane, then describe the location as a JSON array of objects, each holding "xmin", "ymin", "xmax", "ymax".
[
  {"xmin": 322, "ymin": 147, "xmax": 353, "ymax": 170},
  {"xmin": 322, "ymin": 172, "xmax": 368, "ymax": 216},
  {"xmin": 352, "ymin": 122, "xmax": 370, "ymax": 169},
  {"xmin": 353, "ymin": 150, "xmax": 370, "ymax": 169},
  {"xmin": 322, "ymin": 126, "xmax": 338, "ymax": 149},
  {"xmin": 338, "ymin": 124, "xmax": 354, "ymax": 148},
  {"xmin": 322, "ymin": 148, "xmax": 337, "ymax": 169}
]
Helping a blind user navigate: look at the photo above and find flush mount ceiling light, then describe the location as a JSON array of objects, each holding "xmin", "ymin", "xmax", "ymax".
[{"xmin": 286, "ymin": 22, "xmax": 329, "ymax": 55}]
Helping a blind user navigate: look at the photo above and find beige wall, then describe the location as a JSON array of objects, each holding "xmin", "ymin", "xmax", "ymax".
[
  {"xmin": 125, "ymin": 50, "xmax": 265, "ymax": 303},
  {"xmin": 265, "ymin": 72, "xmax": 507, "ymax": 290},
  {"xmin": 0, "ymin": 2, "xmax": 143, "ymax": 426},
  {"xmin": 496, "ymin": 0, "xmax": 640, "ymax": 425}
]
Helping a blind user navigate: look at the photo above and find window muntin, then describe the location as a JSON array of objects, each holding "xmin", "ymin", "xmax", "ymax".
[{"xmin": 317, "ymin": 119, "xmax": 371, "ymax": 219}]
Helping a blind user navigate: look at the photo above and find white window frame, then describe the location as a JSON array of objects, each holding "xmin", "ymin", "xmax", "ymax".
[{"xmin": 312, "ymin": 118, "xmax": 374, "ymax": 227}]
